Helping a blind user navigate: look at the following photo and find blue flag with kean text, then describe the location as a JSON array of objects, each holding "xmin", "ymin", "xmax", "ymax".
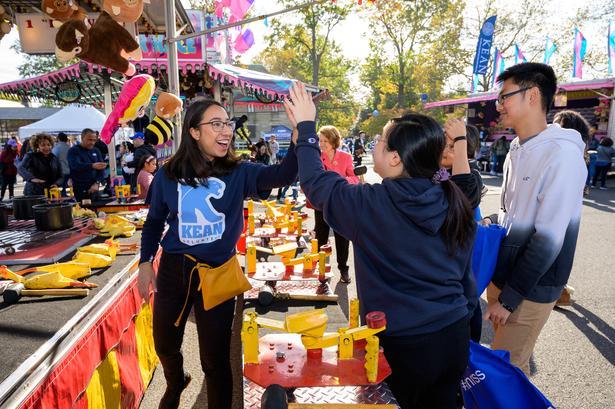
[
  {"xmin": 473, "ymin": 15, "xmax": 497, "ymax": 75},
  {"xmin": 462, "ymin": 341, "xmax": 556, "ymax": 409}
]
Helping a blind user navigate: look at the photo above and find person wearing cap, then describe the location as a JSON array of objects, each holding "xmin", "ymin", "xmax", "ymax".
[
  {"xmin": 0, "ymin": 139, "xmax": 19, "ymax": 200},
  {"xmin": 68, "ymin": 128, "xmax": 107, "ymax": 202},
  {"xmin": 127, "ymin": 131, "xmax": 156, "ymax": 192}
]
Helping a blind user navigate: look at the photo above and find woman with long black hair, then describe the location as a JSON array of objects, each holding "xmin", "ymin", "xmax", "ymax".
[
  {"xmin": 138, "ymin": 98, "xmax": 298, "ymax": 409},
  {"xmin": 285, "ymin": 83, "xmax": 476, "ymax": 409}
]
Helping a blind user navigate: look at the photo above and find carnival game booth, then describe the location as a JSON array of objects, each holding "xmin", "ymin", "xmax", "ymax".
[
  {"xmin": 0, "ymin": 63, "xmax": 322, "ymax": 409},
  {"xmin": 0, "ymin": 223, "xmax": 157, "ymax": 408},
  {"xmin": 424, "ymin": 78, "xmax": 615, "ymax": 142}
]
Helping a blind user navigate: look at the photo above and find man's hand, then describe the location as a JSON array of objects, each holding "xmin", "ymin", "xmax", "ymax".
[
  {"xmin": 92, "ymin": 162, "xmax": 107, "ymax": 170},
  {"xmin": 484, "ymin": 301, "xmax": 512, "ymax": 327},
  {"xmin": 291, "ymin": 128, "xmax": 298, "ymax": 145},
  {"xmin": 444, "ymin": 118, "xmax": 466, "ymax": 140},
  {"xmin": 88, "ymin": 183, "xmax": 99, "ymax": 193},
  {"xmin": 283, "ymin": 82, "xmax": 317, "ymax": 124},
  {"xmin": 31, "ymin": 178, "xmax": 46, "ymax": 184}
]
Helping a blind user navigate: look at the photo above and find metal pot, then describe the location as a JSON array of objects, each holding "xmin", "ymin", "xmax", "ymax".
[
  {"xmin": 32, "ymin": 202, "xmax": 74, "ymax": 231},
  {"xmin": 0, "ymin": 203, "xmax": 8, "ymax": 230},
  {"xmin": 12, "ymin": 195, "xmax": 46, "ymax": 220}
]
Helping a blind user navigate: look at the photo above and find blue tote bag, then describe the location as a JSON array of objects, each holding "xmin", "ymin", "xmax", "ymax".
[
  {"xmin": 462, "ymin": 341, "xmax": 556, "ymax": 409},
  {"xmin": 472, "ymin": 223, "xmax": 506, "ymax": 295}
]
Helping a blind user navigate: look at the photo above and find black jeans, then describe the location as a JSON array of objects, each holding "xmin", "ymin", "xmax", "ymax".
[
  {"xmin": 379, "ymin": 316, "xmax": 470, "ymax": 409},
  {"xmin": 0, "ymin": 174, "xmax": 16, "ymax": 200},
  {"xmin": 592, "ymin": 163, "xmax": 611, "ymax": 187},
  {"xmin": 153, "ymin": 251, "xmax": 236, "ymax": 409},
  {"xmin": 496, "ymin": 155, "xmax": 506, "ymax": 173},
  {"xmin": 314, "ymin": 209, "xmax": 349, "ymax": 271}
]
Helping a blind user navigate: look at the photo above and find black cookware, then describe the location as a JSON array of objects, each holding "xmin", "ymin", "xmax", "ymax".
[
  {"xmin": 12, "ymin": 195, "xmax": 46, "ymax": 220},
  {"xmin": 32, "ymin": 202, "xmax": 74, "ymax": 231}
]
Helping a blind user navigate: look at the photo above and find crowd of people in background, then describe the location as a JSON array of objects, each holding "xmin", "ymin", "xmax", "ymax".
[{"xmin": 0, "ymin": 127, "xmax": 161, "ymax": 203}]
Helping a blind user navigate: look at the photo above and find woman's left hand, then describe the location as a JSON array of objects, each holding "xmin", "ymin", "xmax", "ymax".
[{"xmin": 283, "ymin": 82, "xmax": 316, "ymax": 124}]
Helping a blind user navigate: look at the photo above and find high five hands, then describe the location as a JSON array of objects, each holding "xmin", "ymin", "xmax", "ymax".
[{"xmin": 283, "ymin": 82, "xmax": 317, "ymax": 125}]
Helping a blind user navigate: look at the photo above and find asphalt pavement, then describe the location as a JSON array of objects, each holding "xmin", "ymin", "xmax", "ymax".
[{"xmin": 139, "ymin": 157, "xmax": 615, "ymax": 409}]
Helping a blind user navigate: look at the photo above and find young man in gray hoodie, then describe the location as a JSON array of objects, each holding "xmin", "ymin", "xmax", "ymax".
[{"xmin": 484, "ymin": 63, "xmax": 587, "ymax": 376}]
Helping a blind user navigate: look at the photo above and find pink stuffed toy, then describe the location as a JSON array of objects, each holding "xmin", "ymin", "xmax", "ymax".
[{"xmin": 100, "ymin": 74, "xmax": 156, "ymax": 144}]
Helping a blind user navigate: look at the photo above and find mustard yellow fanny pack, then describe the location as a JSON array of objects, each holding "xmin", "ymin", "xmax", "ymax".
[{"xmin": 174, "ymin": 254, "xmax": 252, "ymax": 326}]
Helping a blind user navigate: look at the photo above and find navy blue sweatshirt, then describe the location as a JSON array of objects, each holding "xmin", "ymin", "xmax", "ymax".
[
  {"xmin": 295, "ymin": 121, "xmax": 476, "ymax": 337},
  {"xmin": 140, "ymin": 143, "xmax": 298, "ymax": 266},
  {"xmin": 67, "ymin": 145, "xmax": 106, "ymax": 189}
]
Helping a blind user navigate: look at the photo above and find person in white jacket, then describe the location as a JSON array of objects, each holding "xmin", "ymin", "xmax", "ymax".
[{"xmin": 484, "ymin": 63, "xmax": 587, "ymax": 376}]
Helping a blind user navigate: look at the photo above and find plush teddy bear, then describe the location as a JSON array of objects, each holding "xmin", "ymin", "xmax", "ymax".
[
  {"xmin": 144, "ymin": 92, "xmax": 183, "ymax": 146},
  {"xmin": 41, "ymin": 0, "xmax": 87, "ymax": 24},
  {"xmin": 103, "ymin": 0, "xmax": 149, "ymax": 24},
  {"xmin": 55, "ymin": 11, "xmax": 142, "ymax": 75}
]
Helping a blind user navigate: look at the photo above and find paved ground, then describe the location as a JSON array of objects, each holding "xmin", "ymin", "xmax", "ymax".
[{"xmin": 140, "ymin": 157, "xmax": 615, "ymax": 409}]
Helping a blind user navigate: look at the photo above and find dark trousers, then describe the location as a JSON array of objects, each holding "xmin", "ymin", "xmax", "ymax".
[
  {"xmin": 153, "ymin": 251, "xmax": 236, "ymax": 409},
  {"xmin": 496, "ymin": 155, "xmax": 506, "ymax": 173},
  {"xmin": 0, "ymin": 174, "xmax": 16, "ymax": 200},
  {"xmin": 314, "ymin": 209, "xmax": 349, "ymax": 270},
  {"xmin": 469, "ymin": 303, "xmax": 482, "ymax": 343},
  {"xmin": 379, "ymin": 316, "xmax": 470, "ymax": 409},
  {"xmin": 592, "ymin": 163, "xmax": 611, "ymax": 187}
]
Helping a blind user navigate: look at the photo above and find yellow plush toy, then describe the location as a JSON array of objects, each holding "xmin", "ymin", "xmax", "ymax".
[{"xmin": 144, "ymin": 92, "xmax": 183, "ymax": 146}]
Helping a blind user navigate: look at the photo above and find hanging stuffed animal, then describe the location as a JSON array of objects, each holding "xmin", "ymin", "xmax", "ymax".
[
  {"xmin": 41, "ymin": 0, "xmax": 87, "ymax": 26},
  {"xmin": 103, "ymin": 0, "xmax": 149, "ymax": 23},
  {"xmin": 55, "ymin": 11, "xmax": 142, "ymax": 75},
  {"xmin": 0, "ymin": 5, "xmax": 13, "ymax": 42},
  {"xmin": 144, "ymin": 92, "xmax": 183, "ymax": 146},
  {"xmin": 100, "ymin": 74, "xmax": 156, "ymax": 144}
]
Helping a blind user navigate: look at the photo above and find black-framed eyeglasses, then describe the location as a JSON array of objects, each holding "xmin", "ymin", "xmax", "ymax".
[
  {"xmin": 198, "ymin": 120, "xmax": 236, "ymax": 132},
  {"xmin": 496, "ymin": 87, "xmax": 532, "ymax": 105}
]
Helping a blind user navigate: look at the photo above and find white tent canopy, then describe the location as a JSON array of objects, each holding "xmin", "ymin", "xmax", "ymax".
[{"xmin": 18, "ymin": 105, "xmax": 106, "ymax": 139}]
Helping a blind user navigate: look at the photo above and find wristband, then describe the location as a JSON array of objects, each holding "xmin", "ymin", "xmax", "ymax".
[
  {"xmin": 453, "ymin": 136, "xmax": 467, "ymax": 143},
  {"xmin": 498, "ymin": 296, "xmax": 515, "ymax": 313}
]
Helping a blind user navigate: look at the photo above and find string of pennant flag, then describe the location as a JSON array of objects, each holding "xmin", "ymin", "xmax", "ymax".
[{"xmin": 473, "ymin": 17, "xmax": 615, "ymax": 92}]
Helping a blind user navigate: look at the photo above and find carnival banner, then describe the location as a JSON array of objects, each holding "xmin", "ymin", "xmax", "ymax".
[
  {"xmin": 139, "ymin": 9, "xmax": 205, "ymax": 63},
  {"xmin": 572, "ymin": 28, "xmax": 587, "ymax": 79},
  {"xmin": 514, "ymin": 44, "xmax": 527, "ymax": 65},
  {"xmin": 608, "ymin": 21, "xmax": 615, "ymax": 75},
  {"xmin": 491, "ymin": 48, "xmax": 505, "ymax": 88},
  {"xmin": 473, "ymin": 15, "xmax": 497, "ymax": 75},
  {"xmin": 543, "ymin": 36, "xmax": 557, "ymax": 65}
]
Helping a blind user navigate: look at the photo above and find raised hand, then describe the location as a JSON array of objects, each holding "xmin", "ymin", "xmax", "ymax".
[
  {"xmin": 283, "ymin": 82, "xmax": 317, "ymax": 124},
  {"xmin": 444, "ymin": 118, "xmax": 466, "ymax": 140}
]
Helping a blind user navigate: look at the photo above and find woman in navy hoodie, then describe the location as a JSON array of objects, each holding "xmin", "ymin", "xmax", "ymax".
[
  {"xmin": 285, "ymin": 83, "xmax": 476, "ymax": 409},
  {"xmin": 138, "ymin": 98, "xmax": 298, "ymax": 409}
]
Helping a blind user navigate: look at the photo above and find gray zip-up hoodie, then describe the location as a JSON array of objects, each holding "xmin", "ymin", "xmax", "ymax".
[{"xmin": 493, "ymin": 123, "xmax": 586, "ymax": 309}]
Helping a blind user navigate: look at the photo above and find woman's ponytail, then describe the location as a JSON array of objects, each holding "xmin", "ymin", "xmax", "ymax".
[{"xmin": 440, "ymin": 178, "xmax": 476, "ymax": 254}]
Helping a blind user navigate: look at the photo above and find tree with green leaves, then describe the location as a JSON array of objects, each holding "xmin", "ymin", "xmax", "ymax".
[
  {"xmin": 257, "ymin": 1, "xmax": 358, "ymax": 132},
  {"xmin": 365, "ymin": 0, "xmax": 468, "ymax": 108},
  {"xmin": 10, "ymin": 40, "xmax": 72, "ymax": 78}
]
